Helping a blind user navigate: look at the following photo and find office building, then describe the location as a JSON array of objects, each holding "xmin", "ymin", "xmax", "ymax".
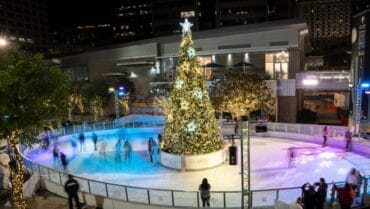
[{"xmin": 0, "ymin": 0, "xmax": 49, "ymax": 52}]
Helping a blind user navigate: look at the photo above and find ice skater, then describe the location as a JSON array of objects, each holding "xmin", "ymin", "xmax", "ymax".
[
  {"xmin": 99, "ymin": 141, "xmax": 107, "ymax": 160},
  {"xmin": 53, "ymin": 144, "xmax": 59, "ymax": 168},
  {"xmin": 92, "ymin": 132, "xmax": 98, "ymax": 151},
  {"xmin": 78, "ymin": 133, "xmax": 86, "ymax": 151},
  {"xmin": 322, "ymin": 126, "xmax": 328, "ymax": 147},
  {"xmin": 71, "ymin": 137, "xmax": 78, "ymax": 157},
  {"xmin": 151, "ymin": 141, "xmax": 159, "ymax": 165},
  {"xmin": 60, "ymin": 152, "xmax": 68, "ymax": 171},
  {"xmin": 158, "ymin": 133, "xmax": 162, "ymax": 147},
  {"xmin": 287, "ymin": 147, "xmax": 295, "ymax": 168},
  {"xmin": 123, "ymin": 140, "xmax": 132, "ymax": 164},
  {"xmin": 344, "ymin": 128, "xmax": 352, "ymax": 152},
  {"xmin": 148, "ymin": 137, "xmax": 154, "ymax": 163},
  {"xmin": 115, "ymin": 139, "xmax": 122, "ymax": 163}
]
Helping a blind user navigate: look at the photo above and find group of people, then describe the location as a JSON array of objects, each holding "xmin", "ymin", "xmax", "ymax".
[
  {"xmin": 298, "ymin": 168, "xmax": 364, "ymax": 209},
  {"xmin": 322, "ymin": 126, "xmax": 353, "ymax": 151},
  {"xmin": 115, "ymin": 139, "xmax": 132, "ymax": 164},
  {"xmin": 300, "ymin": 178, "xmax": 328, "ymax": 209}
]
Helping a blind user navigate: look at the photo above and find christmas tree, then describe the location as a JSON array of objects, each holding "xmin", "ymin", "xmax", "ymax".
[{"xmin": 162, "ymin": 19, "xmax": 222, "ymax": 155}]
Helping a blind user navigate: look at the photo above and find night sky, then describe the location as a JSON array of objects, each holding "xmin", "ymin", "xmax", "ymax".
[{"xmin": 47, "ymin": 0, "xmax": 115, "ymax": 30}]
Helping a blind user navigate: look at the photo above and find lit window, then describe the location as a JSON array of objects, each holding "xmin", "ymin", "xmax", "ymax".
[{"xmin": 181, "ymin": 11, "xmax": 195, "ymax": 18}]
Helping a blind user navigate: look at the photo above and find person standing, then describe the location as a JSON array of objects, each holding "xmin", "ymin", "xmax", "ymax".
[
  {"xmin": 64, "ymin": 175, "xmax": 81, "ymax": 209},
  {"xmin": 333, "ymin": 183, "xmax": 355, "ymax": 209},
  {"xmin": 345, "ymin": 129, "xmax": 352, "ymax": 152},
  {"xmin": 92, "ymin": 132, "xmax": 98, "ymax": 151},
  {"xmin": 301, "ymin": 183, "xmax": 317, "ymax": 209},
  {"xmin": 322, "ymin": 126, "xmax": 329, "ymax": 147},
  {"xmin": 315, "ymin": 178, "xmax": 328, "ymax": 209},
  {"xmin": 199, "ymin": 178, "xmax": 211, "ymax": 207}
]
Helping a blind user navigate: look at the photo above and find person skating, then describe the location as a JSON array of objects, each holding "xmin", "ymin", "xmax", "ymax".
[
  {"xmin": 151, "ymin": 141, "xmax": 159, "ymax": 165},
  {"xmin": 148, "ymin": 137, "xmax": 154, "ymax": 163},
  {"xmin": 92, "ymin": 132, "xmax": 98, "ymax": 151},
  {"xmin": 115, "ymin": 139, "xmax": 122, "ymax": 163},
  {"xmin": 60, "ymin": 152, "xmax": 68, "ymax": 171},
  {"xmin": 322, "ymin": 126, "xmax": 328, "ymax": 147},
  {"xmin": 199, "ymin": 178, "xmax": 211, "ymax": 207},
  {"xmin": 123, "ymin": 140, "xmax": 132, "ymax": 164},
  {"xmin": 53, "ymin": 145, "xmax": 59, "ymax": 168},
  {"xmin": 344, "ymin": 128, "xmax": 352, "ymax": 152},
  {"xmin": 78, "ymin": 133, "xmax": 85, "ymax": 151},
  {"xmin": 64, "ymin": 175, "xmax": 81, "ymax": 209}
]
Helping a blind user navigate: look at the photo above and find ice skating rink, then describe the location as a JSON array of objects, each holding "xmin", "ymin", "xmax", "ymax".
[{"xmin": 24, "ymin": 129, "xmax": 370, "ymax": 192}]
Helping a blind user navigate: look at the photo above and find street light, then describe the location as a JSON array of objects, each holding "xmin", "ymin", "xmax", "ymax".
[
  {"xmin": 109, "ymin": 87, "xmax": 120, "ymax": 118},
  {"xmin": 0, "ymin": 37, "xmax": 8, "ymax": 47}
]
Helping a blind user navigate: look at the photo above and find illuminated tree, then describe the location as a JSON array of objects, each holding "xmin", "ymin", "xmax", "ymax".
[
  {"xmin": 210, "ymin": 72, "xmax": 275, "ymax": 120},
  {"xmin": 0, "ymin": 49, "xmax": 71, "ymax": 209},
  {"xmin": 67, "ymin": 93, "xmax": 84, "ymax": 120},
  {"xmin": 162, "ymin": 19, "xmax": 222, "ymax": 155}
]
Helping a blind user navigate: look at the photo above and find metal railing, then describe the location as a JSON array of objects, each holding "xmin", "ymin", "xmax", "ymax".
[{"xmin": 20, "ymin": 116, "xmax": 370, "ymax": 208}]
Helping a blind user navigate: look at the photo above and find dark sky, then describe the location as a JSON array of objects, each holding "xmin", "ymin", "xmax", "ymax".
[{"xmin": 47, "ymin": 0, "xmax": 115, "ymax": 30}]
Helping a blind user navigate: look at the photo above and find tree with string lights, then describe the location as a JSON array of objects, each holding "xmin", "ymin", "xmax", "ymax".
[
  {"xmin": 0, "ymin": 48, "xmax": 71, "ymax": 209},
  {"xmin": 161, "ymin": 19, "xmax": 222, "ymax": 155}
]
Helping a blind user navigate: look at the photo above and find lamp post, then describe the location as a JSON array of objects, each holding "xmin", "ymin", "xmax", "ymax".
[{"xmin": 109, "ymin": 87, "xmax": 120, "ymax": 118}]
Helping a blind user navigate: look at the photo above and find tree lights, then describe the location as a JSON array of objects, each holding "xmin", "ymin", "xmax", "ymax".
[{"xmin": 161, "ymin": 19, "xmax": 222, "ymax": 155}]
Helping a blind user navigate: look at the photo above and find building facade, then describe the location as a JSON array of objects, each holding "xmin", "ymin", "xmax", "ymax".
[
  {"xmin": 350, "ymin": 9, "xmax": 370, "ymax": 131},
  {"xmin": 58, "ymin": 19, "xmax": 308, "ymax": 123},
  {"xmin": 299, "ymin": 0, "xmax": 351, "ymax": 70},
  {"xmin": 0, "ymin": 0, "xmax": 49, "ymax": 52}
]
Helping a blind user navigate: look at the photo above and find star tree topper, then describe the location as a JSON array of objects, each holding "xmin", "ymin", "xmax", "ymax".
[{"xmin": 180, "ymin": 18, "xmax": 193, "ymax": 35}]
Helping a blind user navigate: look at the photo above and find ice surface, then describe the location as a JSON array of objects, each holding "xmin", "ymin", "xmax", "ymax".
[{"xmin": 24, "ymin": 128, "xmax": 368, "ymax": 193}]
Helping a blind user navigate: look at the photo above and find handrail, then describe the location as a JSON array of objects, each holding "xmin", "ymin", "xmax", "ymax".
[{"xmin": 20, "ymin": 116, "xmax": 370, "ymax": 208}]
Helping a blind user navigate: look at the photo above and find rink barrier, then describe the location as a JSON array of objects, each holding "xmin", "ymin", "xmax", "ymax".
[{"xmin": 21, "ymin": 116, "xmax": 370, "ymax": 208}]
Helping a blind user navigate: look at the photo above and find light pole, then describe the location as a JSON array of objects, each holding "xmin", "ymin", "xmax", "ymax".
[
  {"xmin": 354, "ymin": 81, "xmax": 369, "ymax": 136},
  {"xmin": 109, "ymin": 87, "xmax": 120, "ymax": 118}
]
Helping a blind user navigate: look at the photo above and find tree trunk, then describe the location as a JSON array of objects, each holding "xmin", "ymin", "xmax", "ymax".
[{"xmin": 9, "ymin": 130, "xmax": 27, "ymax": 209}]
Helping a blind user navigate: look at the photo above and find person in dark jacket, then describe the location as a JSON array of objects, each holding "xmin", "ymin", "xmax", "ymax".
[
  {"xmin": 301, "ymin": 183, "xmax": 317, "ymax": 209},
  {"xmin": 199, "ymin": 178, "xmax": 211, "ymax": 207},
  {"xmin": 78, "ymin": 133, "xmax": 85, "ymax": 151},
  {"xmin": 315, "ymin": 178, "xmax": 328, "ymax": 209},
  {"xmin": 92, "ymin": 132, "xmax": 98, "ymax": 151},
  {"xmin": 64, "ymin": 175, "xmax": 81, "ymax": 209},
  {"xmin": 60, "ymin": 152, "xmax": 68, "ymax": 171}
]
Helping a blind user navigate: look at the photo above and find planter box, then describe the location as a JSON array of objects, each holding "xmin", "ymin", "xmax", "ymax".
[{"xmin": 159, "ymin": 149, "xmax": 225, "ymax": 171}]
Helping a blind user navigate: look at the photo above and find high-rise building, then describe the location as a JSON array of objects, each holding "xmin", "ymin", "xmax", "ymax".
[
  {"xmin": 151, "ymin": 0, "xmax": 297, "ymax": 37},
  {"xmin": 113, "ymin": 0, "xmax": 152, "ymax": 42},
  {"xmin": 216, "ymin": 0, "xmax": 297, "ymax": 27},
  {"xmin": 299, "ymin": 0, "xmax": 351, "ymax": 70},
  {"xmin": 0, "ymin": 0, "xmax": 49, "ymax": 52}
]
